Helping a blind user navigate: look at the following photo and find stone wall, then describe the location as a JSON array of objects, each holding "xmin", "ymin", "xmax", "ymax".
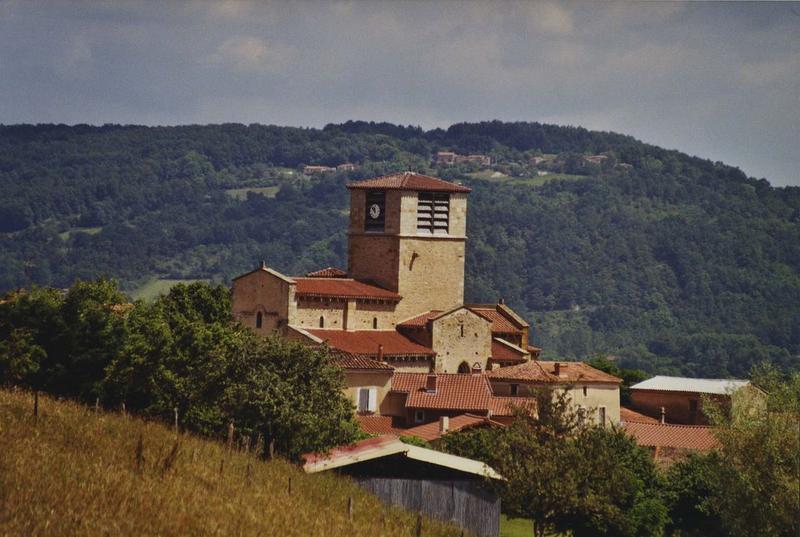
[
  {"xmin": 431, "ymin": 308, "xmax": 492, "ymax": 373},
  {"xmin": 629, "ymin": 390, "xmax": 723, "ymax": 425},
  {"xmin": 231, "ymin": 268, "xmax": 294, "ymax": 335}
]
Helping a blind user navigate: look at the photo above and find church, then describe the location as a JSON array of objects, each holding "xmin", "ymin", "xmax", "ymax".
[{"xmin": 232, "ymin": 172, "xmax": 620, "ymax": 428}]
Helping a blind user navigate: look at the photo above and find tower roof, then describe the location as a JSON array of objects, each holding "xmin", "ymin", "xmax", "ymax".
[{"xmin": 347, "ymin": 171, "xmax": 472, "ymax": 193}]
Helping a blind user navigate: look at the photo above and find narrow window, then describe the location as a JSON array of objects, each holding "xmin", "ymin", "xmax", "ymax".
[
  {"xmin": 255, "ymin": 312, "xmax": 263, "ymax": 329},
  {"xmin": 373, "ymin": 317, "xmax": 378, "ymax": 329},
  {"xmin": 417, "ymin": 192, "xmax": 449, "ymax": 234},
  {"xmin": 510, "ymin": 383, "xmax": 519, "ymax": 396},
  {"xmin": 357, "ymin": 388, "xmax": 370, "ymax": 413},
  {"xmin": 414, "ymin": 410, "xmax": 425, "ymax": 423},
  {"xmin": 598, "ymin": 406, "xmax": 607, "ymax": 427},
  {"xmin": 319, "ymin": 316, "xmax": 324, "ymax": 328},
  {"xmin": 460, "ymin": 324, "xmax": 464, "ymax": 337},
  {"xmin": 582, "ymin": 386, "xmax": 588, "ymax": 397}
]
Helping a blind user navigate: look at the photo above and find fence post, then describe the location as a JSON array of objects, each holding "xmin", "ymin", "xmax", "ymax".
[
  {"xmin": 227, "ymin": 422, "xmax": 235, "ymax": 452},
  {"xmin": 415, "ymin": 513, "xmax": 422, "ymax": 536},
  {"xmin": 33, "ymin": 390, "xmax": 39, "ymax": 420},
  {"xmin": 121, "ymin": 401, "xmax": 126, "ymax": 416},
  {"xmin": 245, "ymin": 463, "xmax": 253, "ymax": 487},
  {"xmin": 95, "ymin": 397, "xmax": 100, "ymax": 413},
  {"xmin": 348, "ymin": 496, "xmax": 354, "ymax": 521},
  {"xmin": 173, "ymin": 407, "xmax": 179, "ymax": 434},
  {"xmin": 288, "ymin": 476, "xmax": 292, "ymax": 495},
  {"xmin": 135, "ymin": 432, "xmax": 144, "ymax": 473}
]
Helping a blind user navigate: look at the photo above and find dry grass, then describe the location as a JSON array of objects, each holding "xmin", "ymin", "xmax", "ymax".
[{"xmin": 0, "ymin": 389, "xmax": 469, "ymax": 536}]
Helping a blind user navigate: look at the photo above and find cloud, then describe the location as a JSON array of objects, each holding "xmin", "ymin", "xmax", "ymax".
[
  {"xmin": 205, "ymin": 35, "xmax": 295, "ymax": 73},
  {"xmin": 525, "ymin": 2, "xmax": 575, "ymax": 35}
]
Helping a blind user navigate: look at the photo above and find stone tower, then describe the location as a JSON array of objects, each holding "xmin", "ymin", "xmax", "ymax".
[{"xmin": 346, "ymin": 172, "xmax": 471, "ymax": 321}]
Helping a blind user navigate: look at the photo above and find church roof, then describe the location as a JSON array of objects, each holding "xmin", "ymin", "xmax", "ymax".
[
  {"xmin": 467, "ymin": 305, "xmax": 523, "ymax": 334},
  {"xmin": 490, "ymin": 338, "xmax": 529, "ymax": 363},
  {"xmin": 305, "ymin": 267, "xmax": 347, "ymax": 278},
  {"xmin": 307, "ymin": 329, "xmax": 435, "ymax": 357},
  {"xmin": 293, "ymin": 278, "xmax": 401, "ymax": 301},
  {"xmin": 347, "ymin": 172, "xmax": 472, "ymax": 193}
]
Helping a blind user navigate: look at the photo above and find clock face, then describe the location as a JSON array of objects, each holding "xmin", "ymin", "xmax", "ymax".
[{"xmin": 369, "ymin": 203, "xmax": 381, "ymax": 219}]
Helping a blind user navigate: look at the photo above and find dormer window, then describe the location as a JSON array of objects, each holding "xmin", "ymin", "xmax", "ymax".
[
  {"xmin": 417, "ymin": 192, "xmax": 449, "ymax": 235},
  {"xmin": 364, "ymin": 190, "xmax": 385, "ymax": 232}
]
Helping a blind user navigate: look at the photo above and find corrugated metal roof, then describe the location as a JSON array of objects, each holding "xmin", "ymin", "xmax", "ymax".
[
  {"xmin": 630, "ymin": 376, "xmax": 750, "ymax": 395},
  {"xmin": 303, "ymin": 436, "xmax": 503, "ymax": 479}
]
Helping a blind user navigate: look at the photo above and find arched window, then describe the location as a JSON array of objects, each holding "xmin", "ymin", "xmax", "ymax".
[
  {"xmin": 373, "ymin": 317, "xmax": 378, "ymax": 329},
  {"xmin": 460, "ymin": 324, "xmax": 464, "ymax": 337},
  {"xmin": 457, "ymin": 361, "xmax": 470, "ymax": 374},
  {"xmin": 255, "ymin": 312, "xmax": 263, "ymax": 329},
  {"xmin": 319, "ymin": 316, "xmax": 325, "ymax": 328}
]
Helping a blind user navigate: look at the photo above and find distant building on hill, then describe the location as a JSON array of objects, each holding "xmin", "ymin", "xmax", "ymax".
[
  {"xmin": 434, "ymin": 151, "xmax": 491, "ymax": 167},
  {"xmin": 303, "ymin": 165, "xmax": 335, "ymax": 174}
]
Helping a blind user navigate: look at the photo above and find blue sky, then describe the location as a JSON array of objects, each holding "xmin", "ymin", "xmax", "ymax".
[{"xmin": 1, "ymin": 1, "xmax": 798, "ymax": 185}]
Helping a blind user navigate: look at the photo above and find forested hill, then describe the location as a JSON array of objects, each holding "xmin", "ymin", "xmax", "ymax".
[{"xmin": 1, "ymin": 121, "xmax": 799, "ymax": 377}]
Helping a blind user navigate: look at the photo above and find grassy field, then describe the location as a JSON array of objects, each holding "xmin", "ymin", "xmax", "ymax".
[
  {"xmin": 58, "ymin": 226, "xmax": 103, "ymax": 240},
  {"xmin": 130, "ymin": 278, "xmax": 206, "ymax": 301},
  {"xmin": 0, "ymin": 389, "xmax": 470, "ymax": 537},
  {"xmin": 224, "ymin": 185, "xmax": 281, "ymax": 200},
  {"xmin": 500, "ymin": 515, "xmax": 534, "ymax": 537}
]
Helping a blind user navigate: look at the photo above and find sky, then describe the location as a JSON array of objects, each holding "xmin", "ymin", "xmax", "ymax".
[{"xmin": 0, "ymin": 1, "xmax": 798, "ymax": 186}]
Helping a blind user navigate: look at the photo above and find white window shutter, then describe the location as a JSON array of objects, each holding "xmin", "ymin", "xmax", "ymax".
[{"xmin": 368, "ymin": 388, "xmax": 377, "ymax": 412}]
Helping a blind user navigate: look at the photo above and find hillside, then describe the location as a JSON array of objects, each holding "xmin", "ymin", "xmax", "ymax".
[
  {"xmin": 1, "ymin": 121, "xmax": 798, "ymax": 376},
  {"xmin": 0, "ymin": 388, "xmax": 465, "ymax": 536}
]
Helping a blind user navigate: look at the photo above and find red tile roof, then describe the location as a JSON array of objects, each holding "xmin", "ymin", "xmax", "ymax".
[
  {"xmin": 392, "ymin": 373, "xmax": 492, "ymax": 411},
  {"xmin": 305, "ymin": 267, "xmax": 347, "ymax": 278},
  {"xmin": 486, "ymin": 360, "xmax": 559, "ymax": 383},
  {"xmin": 489, "ymin": 396, "xmax": 537, "ymax": 417},
  {"xmin": 397, "ymin": 310, "xmax": 443, "ymax": 328},
  {"xmin": 537, "ymin": 361, "xmax": 622, "ymax": 384},
  {"xmin": 347, "ymin": 172, "xmax": 472, "ymax": 193},
  {"xmin": 331, "ymin": 351, "xmax": 393, "ymax": 370},
  {"xmin": 620, "ymin": 407, "xmax": 659, "ymax": 424},
  {"xmin": 293, "ymin": 278, "xmax": 401, "ymax": 301},
  {"xmin": 401, "ymin": 414, "xmax": 503, "ymax": 442},
  {"xmin": 468, "ymin": 306, "xmax": 522, "ymax": 334},
  {"xmin": 622, "ymin": 422, "xmax": 719, "ymax": 451},
  {"xmin": 356, "ymin": 415, "xmax": 407, "ymax": 436},
  {"xmin": 491, "ymin": 338, "xmax": 529, "ymax": 362},
  {"xmin": 309, "ymin": 330, "xmax": 435, "ymax": 357}
]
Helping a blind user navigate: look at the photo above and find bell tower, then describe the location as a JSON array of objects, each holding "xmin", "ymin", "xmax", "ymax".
[{"xmin": 346, "ymin": 172, "xmax": 470, "ymax": 321}]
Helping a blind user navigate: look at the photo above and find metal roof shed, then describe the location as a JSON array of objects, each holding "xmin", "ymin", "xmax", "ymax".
[{"xmin": 304, "ymin": 436, "xmax": 503, "ymax": 536}]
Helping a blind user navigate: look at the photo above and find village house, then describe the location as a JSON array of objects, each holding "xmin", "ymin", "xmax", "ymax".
[
  {"xmin": 302, "ymin": 165, "xmax": 336, "ymax": 174},
  {"xmin": 434, "ymin": 151, "xmax": 491, "ymax": 167},
  {"xmin": 232, "ymin": 171, "xmax": 619, "ymax": 429},
  {"xmin": 629, "ymin": 376, "xmax": 752, "ymax": 425}
]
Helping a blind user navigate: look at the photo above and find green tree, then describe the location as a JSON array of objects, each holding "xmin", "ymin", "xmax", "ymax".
[
  {"xmin": 702, "ymin": 366, "xmax": 800, "ymax": 537},
  {"xmin": 662, "ymin": 453, "xmax": 725, "ymax": 537}
]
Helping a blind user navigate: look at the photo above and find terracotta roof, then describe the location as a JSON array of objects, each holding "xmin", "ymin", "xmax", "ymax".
[
  {"xmin": 392, "ymin": 373, "xmax": 493, "ymax": 411},
  {"xmin": 397, "ymin": 310, "xmax": 443, "ymax": 328},
  {"xmin": 467, "ymin": 306, "xmax": 522, "ymax": 334},
  {"xmin": 620, "ymin": 407, "xmax": 659, "ymax": 424},
  {"xmin": 537, "ymin": 361, "xmax": 622, "ymax": 384},
  {"xmin": 622, "ymin": 422, "xmax": 719, "ymax": 451},
  {"xmin": 491, "ymin": 338, "xmax": 529, "ymax": 362},
  {"xmin": 401, "ymin": 414, "xmax": 502, "ymax": 442},
  {"xmin": 346, "ymin": 172, "xmax": 472, "ymax": 193},
  {"xmin": 485, "ymin": 360, "xmax": 559, "ymax": 383},
  {"xmin": 308, "ymin": 329, "xmax": 435, "ymax": 357},
  {"xmin": 489, "ymin": 396, "xmax": 537, "ymax": 417},
  {"xmin": 293, "ymin": 278, "xmax": 401, "ymax": 301},
  {"xmin": 331, "ymin": 351, "xmax": 393, "ymax": 370},
  {"xmin": 305, "ymin": 267, "xmax": 347, "ymax": 278},
  {"xmin": 356, "ymin": 415, "xmax": 407, "ymax": 436}
]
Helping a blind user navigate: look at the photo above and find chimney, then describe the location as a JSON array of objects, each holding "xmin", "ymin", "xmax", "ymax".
[
  {"xmin": 660, "ymin": 406, "xmax": 666, "ymax": 424},
  {"xmin": 555, "ymin": 362, "xmax": 568, "ymax": 378},
  {"xmin": 499, "ymin": 297, "xmax": 505, "ymax": 305},
  {"xmin": 425, "ymin": 374, "xmax": 437, "ymax": 393},
  {"xmin": 554, "ymin": 362, "xmax": 560, "ymax": 377},
  {"xmin": 260, "ymin": 260, "xmax": 267, "ymax": 269},
  {"xmin": 377, "ymin": 344, "xmax": 384, "ymax": 362},
  {"xmin": 439, "ymin": 416, "xmax": 449, "ymax": 434}
]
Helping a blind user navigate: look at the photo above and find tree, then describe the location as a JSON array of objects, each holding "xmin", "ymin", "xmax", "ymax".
[
  {"xmin": 702, "ymin": 366, "xmax": 800, "ymax": 537},
  {"xmin": 662, "ymin": 453, "xmax": 725, "ymax": 537}
]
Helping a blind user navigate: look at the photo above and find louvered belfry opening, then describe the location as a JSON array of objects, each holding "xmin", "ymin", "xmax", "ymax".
[{"xmin": 417, "ymin": 192, "xmax": 449, "ymax": 235}]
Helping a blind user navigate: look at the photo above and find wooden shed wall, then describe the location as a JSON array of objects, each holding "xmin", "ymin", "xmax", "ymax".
[{"xmin": 352, "ymin": 477, "xmax": 500, "ymax": 537}]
